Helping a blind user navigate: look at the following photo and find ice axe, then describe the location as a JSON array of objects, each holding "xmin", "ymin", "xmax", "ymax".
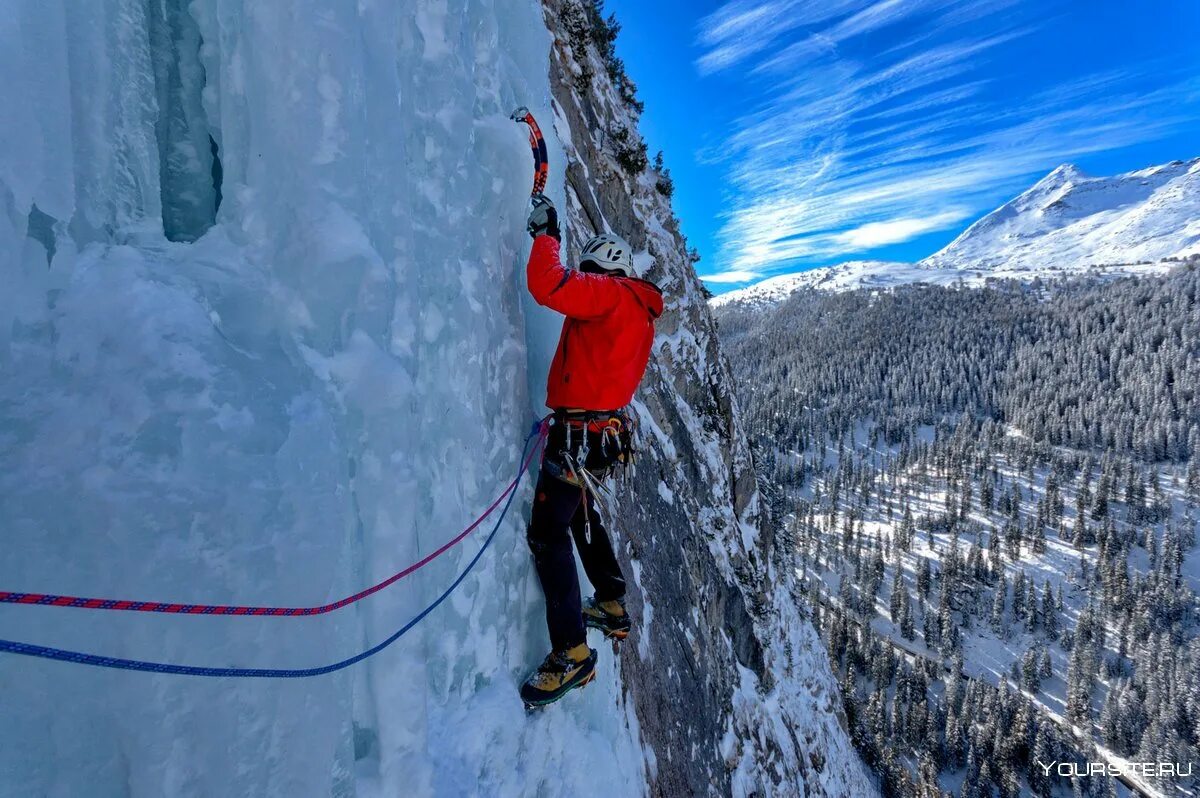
[{"xmin": 511, "ymin": 106, "xmax": 549, "ymax": 199}]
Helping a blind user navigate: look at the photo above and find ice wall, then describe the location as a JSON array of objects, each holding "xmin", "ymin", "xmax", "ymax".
[
  {"xmin": 1, "ymin": 1, "xmax": 645, "ymax": 796},
  {"xmin": 147, "ymin": 0, "xmax": 218, "ymax": 241}
]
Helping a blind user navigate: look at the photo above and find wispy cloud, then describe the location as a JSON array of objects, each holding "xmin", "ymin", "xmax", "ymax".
[
  {"xmin": 702, "ymin": 269, "xmax": 765, "ymax": 283},
  {"xmin": 695, "ymin": 0, "xmax": 863, "ymax": 75},
  {"xmin": 693, "ymin": 1, "xmax": 1200, "ymax": 280},
  {"xmin": 833, "ymin": 211, "xmax": 970, "ymax": 249}
]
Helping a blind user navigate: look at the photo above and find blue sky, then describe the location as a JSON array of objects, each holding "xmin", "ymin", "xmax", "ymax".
[{"xmin": 606, "ymin": 0, "xmax": 1200, "ymax": 291}]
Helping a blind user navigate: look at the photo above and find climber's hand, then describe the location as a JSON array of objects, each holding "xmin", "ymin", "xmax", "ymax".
[{"xmin": 527, "ymin": 194, "xmax": 560, "ymax": 241}]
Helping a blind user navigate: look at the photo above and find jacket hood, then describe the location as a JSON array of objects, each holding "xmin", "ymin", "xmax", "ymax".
[{"xmin": 622, "ymin": 277, "xmax": 664, "ymax": 319}]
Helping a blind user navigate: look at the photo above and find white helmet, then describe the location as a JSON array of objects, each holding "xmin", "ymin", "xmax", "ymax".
[{"xmin": 580, "ymin": 233, "xmax": 635, "ymax": 277}]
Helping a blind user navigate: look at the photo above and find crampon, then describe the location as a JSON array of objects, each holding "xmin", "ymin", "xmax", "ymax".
[
  {"xmin": 583, "ymin": 597, "xmax": 630, "ymax": 653},
  {"xmin": 521, "ymin": 647, "xmax": 598, "ymax": 711}
]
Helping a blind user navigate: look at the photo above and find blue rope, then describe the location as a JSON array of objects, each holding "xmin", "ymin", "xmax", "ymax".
[{"xmin": 0, "ymin": 425, "xmax": 541, "ymax": 678}]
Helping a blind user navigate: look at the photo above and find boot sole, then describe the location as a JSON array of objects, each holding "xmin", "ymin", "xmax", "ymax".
[{"xmin": 523, "ymin": 664, "xmax": 598, "ymax": 710}]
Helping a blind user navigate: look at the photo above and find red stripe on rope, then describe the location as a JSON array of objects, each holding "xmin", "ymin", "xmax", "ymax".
[{"xmin": 0, "ymin": 425, "xmax": 547, "ymax": 617}]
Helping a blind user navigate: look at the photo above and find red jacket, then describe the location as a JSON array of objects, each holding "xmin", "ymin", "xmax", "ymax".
[{"xmin": 526, "ymin": 235, "xmax": 663, "ymax": 410}]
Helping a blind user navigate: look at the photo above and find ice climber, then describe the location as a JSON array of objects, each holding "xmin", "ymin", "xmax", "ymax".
[{"xmin": 519, "ymin": 194, "xmax": 664, "ymax": 708}]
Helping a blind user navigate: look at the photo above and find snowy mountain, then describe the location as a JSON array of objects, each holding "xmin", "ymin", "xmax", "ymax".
[
  {"xmin": 713, "ymin": 157, "xmax": 1200, "ymax": 309},
  {"xmin": 711, "ymin": 261, "xmax": 911, "ymax": 308},
  {"xmin": 923, "ymin": 157, "xmax": 1200, "ymax": 273},
  {"xmin": 0, "ymin": 1, "xmax": 869, "ymax": 797}
]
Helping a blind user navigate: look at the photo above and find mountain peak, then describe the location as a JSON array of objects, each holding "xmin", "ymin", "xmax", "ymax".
[
  {"xmin": 1041, "ymin": 163, "xmax": 1087, "ymax": 184},
  {"xmin": 921, "ymin": 156, "xmax": 1198, "ymax": 273},
  {"xmin": 711, "ymin": 156, "xmax": 1198, "ymax": 307}
]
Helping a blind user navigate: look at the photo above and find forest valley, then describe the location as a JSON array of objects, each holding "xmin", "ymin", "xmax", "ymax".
[{"xmin": 716, "ymin": 266, "xmax": 1200, "ymax": 797}]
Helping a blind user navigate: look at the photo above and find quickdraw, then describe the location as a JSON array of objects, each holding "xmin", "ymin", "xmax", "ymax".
[{"xmin": 511, "ymin": 106, "xmax": 549, "ymax": 197}]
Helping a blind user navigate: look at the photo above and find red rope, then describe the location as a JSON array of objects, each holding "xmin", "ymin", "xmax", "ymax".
[{"xmin": 0, "ymin": 425, "xmax": 547, "ymax": 617}]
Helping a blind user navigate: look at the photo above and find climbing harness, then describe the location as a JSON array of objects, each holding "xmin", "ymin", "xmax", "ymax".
[
  {"xmin": 543, "ymin": 410, "xmax": 637, "ymax": 545},
  {"xmin": 0, "ymin": 421, "xmax": 549, "ymax": 678},
  {"xmin": 511, "ymin": 106, "xmax": 549, "ymax": 198},
  {"xmin": 546, "ymin": 410, "xmax": 636, "ymax": 480}
]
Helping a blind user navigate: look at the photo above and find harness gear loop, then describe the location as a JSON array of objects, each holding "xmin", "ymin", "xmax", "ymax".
[{"xmin": 545, "ymin": 409, "xmax": 636, "ymax": 547}]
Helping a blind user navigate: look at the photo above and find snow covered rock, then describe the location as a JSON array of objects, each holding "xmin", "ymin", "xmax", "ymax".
[{"xmin": 0, "ymin": 1, "xmax": 867, "ymax": 796}]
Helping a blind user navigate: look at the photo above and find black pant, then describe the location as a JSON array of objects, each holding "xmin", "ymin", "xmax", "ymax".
[{"xmin": 526, "ymin": 469, "xmax": 626, "ymax": 651}]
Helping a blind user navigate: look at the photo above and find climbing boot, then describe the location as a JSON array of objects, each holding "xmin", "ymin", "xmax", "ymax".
[
  {"xmin": 521, "ymin": 643, "xmax": 598, "ymax": 709},
  {"xmin": 583, "ymin": 596, "xmax": 631, "ymax": 640}
]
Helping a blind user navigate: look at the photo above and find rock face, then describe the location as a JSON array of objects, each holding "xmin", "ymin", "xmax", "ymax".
[{"xmin": 540, "ymin": 2, "xmax": 873, "ymax": 795}]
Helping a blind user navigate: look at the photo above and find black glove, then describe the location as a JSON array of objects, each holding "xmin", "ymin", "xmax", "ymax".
[{"xmin": 527, "ymin": 193, "xmax": 560, "ymax": 241}]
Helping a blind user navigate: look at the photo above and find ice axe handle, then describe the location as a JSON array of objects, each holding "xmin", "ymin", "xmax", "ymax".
[{"xmin": 511, "ymin": 106, "xmax": 549, "ymax": 198}]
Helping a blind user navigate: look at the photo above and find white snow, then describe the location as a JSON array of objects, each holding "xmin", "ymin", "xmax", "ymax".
[
  {"xmin": 710, "ymin": 260, "xmax": 909, "ymax": 308},
  {"xmin": 629, "ymin": 559, "xmax": 653, "ymax": 662},
  {"xmin": 802, "ymin": 427, "xmax": 1199, "ymax": 796},
  {"xmin": 713, "ymin": 158, "xmax": 1199, "ymax": 309},
  {"xmin": 922, "ymin": 158, "xmax": 1200, "ymax": 274},
  {"xmin": 0, "ymin": 1, "xmax": 646, "ymax": 796}
]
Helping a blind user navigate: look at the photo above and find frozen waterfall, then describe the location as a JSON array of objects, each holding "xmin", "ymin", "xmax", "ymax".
[{"xmin": 0, "ymin": 1, "xmax": 646, "ymax": 795}]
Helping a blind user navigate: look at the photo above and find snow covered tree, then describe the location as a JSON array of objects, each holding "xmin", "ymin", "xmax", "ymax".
[
  {"xmin": 889, "ymin": 566, "xmax": 904, "ymax": 621},
  {"xmin": 1066, "ymin": 643, "xmax": 1093, "ymax": 726},
  {"xmin": 1040, "ymin": 583, "xmax": 1058, "ymax": 641},
  {"xmin": 1021, "ymin": 646, "xmax": 1042, "ymax": 693},
  {"xmin": 991, "ymin": 577, "xmax": 1007, "ymax": 636}
]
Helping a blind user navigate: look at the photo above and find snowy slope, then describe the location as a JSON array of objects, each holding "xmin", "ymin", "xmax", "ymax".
[
  {"xmin": 713, "ymin": 158, "xmax": 1199, "ymax": 309},
  {"xmin": 0, "ymin": 1, "xmax": 868, "ymax": 796},
  {"xmin": 711, "ymin": 261, "xmax": 910, "ymax": 308},
  {"xmin": 922, "ymin": 157, "xmax": 1200, "ymax": 273}
]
